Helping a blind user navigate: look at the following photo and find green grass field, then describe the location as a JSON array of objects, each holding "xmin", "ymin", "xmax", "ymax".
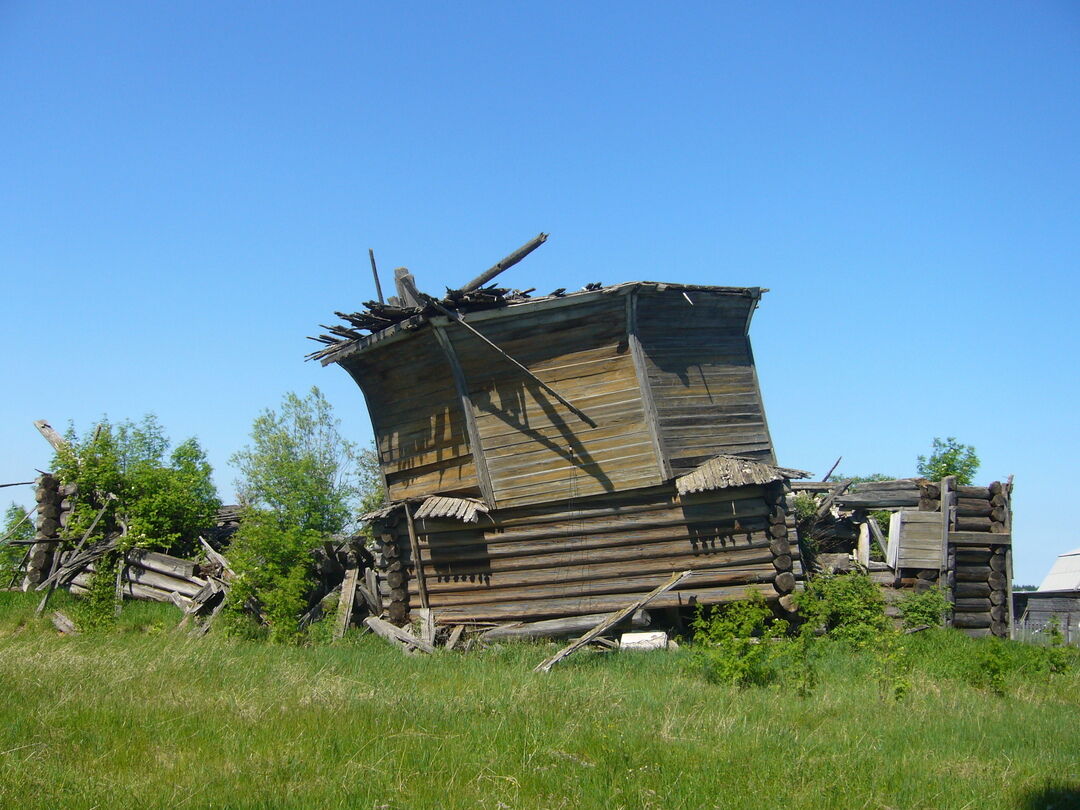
[{"xmin": 1, "ymin": 591, "xmax": 1077, "ymax": 810}]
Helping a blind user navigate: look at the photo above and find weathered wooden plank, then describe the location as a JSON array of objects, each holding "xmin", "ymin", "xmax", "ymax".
[
  {"xmin": 482, "ymin": 610, "xmax": 651, "ymax": 641},
  {"xmin": 334, "ymin": 566, "xmax": 360, "ymax": 640},
  {"xmin": 535, "ymin": 571, "xmax": 692, "ymax": 672}
]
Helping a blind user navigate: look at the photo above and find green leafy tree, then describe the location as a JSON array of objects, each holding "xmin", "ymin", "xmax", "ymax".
[
  {"xmin": 1, "ymin": 502, "xmax": 35, "ymax": 584},
  {"xmin": 53, "ymin": 416, "xmax": 220, "ymax": 556},
  {"xmin": 225, "ymin": 388, "xmax": 384, "ymax": 642},
  {"xmin": 917, "ymin": 437, "xmax": 980, "ymax": 485},
  {"xmin": 230, "ymin": 387, "xmax": 375, "ymax": 535}
]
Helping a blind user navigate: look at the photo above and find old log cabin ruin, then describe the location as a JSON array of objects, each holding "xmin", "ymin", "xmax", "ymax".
[
  {"xmin": 307, "ymin": 234, "xmax": 1016, "ymax": 642},
  {"xmin": 8, "ymin": 235, "xmax": 1014, "ymax": 644}
]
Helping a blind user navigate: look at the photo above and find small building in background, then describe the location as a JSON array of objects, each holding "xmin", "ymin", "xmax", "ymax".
[{"xmin": 1013, "ymin": 547, "xmax": 1080, "ymax": 642}]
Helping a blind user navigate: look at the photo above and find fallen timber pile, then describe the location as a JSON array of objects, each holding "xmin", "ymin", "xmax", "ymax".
[{"xmin": 791, "ymin": 475, "xmax": 1015, "ymax": 638}]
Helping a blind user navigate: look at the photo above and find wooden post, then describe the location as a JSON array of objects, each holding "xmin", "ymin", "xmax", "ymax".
[
  {"xmin": 856, "ymin": 520, "xmax": 870, "ymax": 568},
  {"xmin": 1004, "ymin": 475, "xmax": 1015, "ymax": 638},
  {"xmin": 368, "ymin": 248, "xmax": 384, "ymax": 305},
  {"xmin": 940, "ymin": 476, "xmax": 956, "ymax": 626},
  {"xmin": 403, "ymin": 503, "xmax": 429, "ymax": 610},
  {"xmin": 626, "ymin": 290, "xmax": 671, "ymax": 480},
  {"xmin": 335, "ymin": 565, "xmax": 360, "ymax": 640}
]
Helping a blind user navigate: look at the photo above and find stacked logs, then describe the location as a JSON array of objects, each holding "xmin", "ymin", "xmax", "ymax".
[
  {"xmin": 766, "ymin": 484, "xmax": 797, "ymax": 609},
  {"xmin": 22, "ymin": 474, "xmax": 74, "ymax": 589},
  {"xmin": 918, "ymin": 481, "xmax": 940, "ymax": 512},
  {"xmin": 67, "ymin": 549, "xmax": 211, "ymax": 609},
  {"xmin": 947, "ymin": 481, "xmax": 1011, "ymax": 638},
  {"xmin": 378, "ymin": 522, "xmax": 410, "ymax": 625}
]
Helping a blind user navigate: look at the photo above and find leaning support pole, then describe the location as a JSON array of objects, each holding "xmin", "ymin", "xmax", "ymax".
[
  {"xmin": 534, "ymin": 570, "xmax": 691, "ymax": 673},
  {"xmin": 458, "ymin": 232, "xmax": 548, "ymax": 293}
]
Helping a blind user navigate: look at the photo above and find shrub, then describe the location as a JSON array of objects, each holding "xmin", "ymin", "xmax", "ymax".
[
  {"xmin": 220, "ymin": 510, "xmax": 324, "ymax": 644},
  {"xmin": 690, "ymin": 592, "xmax": 791, "ymax": 688},
  {"xmin": 53, "ymin": 416, "xmax": 220, "ymax": 557},
  {"xmin": 230, "ymin": 387, "xmax": 373, "ymax": 535},
  {"xmin": 896, "ymin": 586, "xmax": 949, "ymax": 629},
  {"xmin": 793, "ymin": 571, "xmax": 889, "ymax": 646}
]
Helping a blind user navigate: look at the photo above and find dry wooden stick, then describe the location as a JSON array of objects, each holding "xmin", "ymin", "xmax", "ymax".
[
  {"xmin": 0, "ymin": 481, "xmax": 34, "ymax": 489},
  {"xmin": 534, "ymin": 570, "xmax": 692, "ymax": 673}
]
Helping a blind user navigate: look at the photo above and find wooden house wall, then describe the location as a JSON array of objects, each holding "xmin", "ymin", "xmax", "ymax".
[
  {"xmin": 342, "ymin": 330, "xmax": 479, "ymax": 501},
  {"xmin": 634, "ymin": 288, "xmax": 775, "ymax": 475},
  {"xmin": 381, "ymin": 483, "xmax": 799, "ymax": 623},
  {"xmin": 446, "ymin": 295, "xmax": 663, "ymax": 509}
]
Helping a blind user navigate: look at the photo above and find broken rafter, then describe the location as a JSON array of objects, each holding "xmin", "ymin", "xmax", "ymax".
[{"xmin": 458, "ymin": 233, "xmax": 548, "ymax": 293}]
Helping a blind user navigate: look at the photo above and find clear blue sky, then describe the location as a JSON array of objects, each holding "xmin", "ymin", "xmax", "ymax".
[{"xmin": 2, "ymin": 2, "xmax": 1077, "ymax": 584}]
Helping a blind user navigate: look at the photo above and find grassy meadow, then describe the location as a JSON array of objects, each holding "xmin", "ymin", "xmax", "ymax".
[{"xmin": 0, "ymin": 590, "xmax": 1078, "ymax": 810}]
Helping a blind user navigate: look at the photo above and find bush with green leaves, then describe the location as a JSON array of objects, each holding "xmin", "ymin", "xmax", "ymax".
[
  {"xmin": 53, "ymin": 416, "xmax": 220, "ymax": 557},
  {"xmin": 896, "ymin": 585, "xmax": 949, "ymax": 629},
  {"xmin": 793, "ymin": 571, "xmax": 889, "ymax": 646},
  {"xmin": 219, "ymin": 510, "xmax": 324, "ymax": 643},
  {"xmin": 917, "ymin": 437, "xmax": 980, "ymax": 485},
  {"xmin": 690, "ymin": 591, "xmax": 791, "ymax": 688}
]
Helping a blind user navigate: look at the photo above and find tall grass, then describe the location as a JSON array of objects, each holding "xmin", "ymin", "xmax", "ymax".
[{"xmin": 0, "ymin": 590, "xmax": 1077, "ymax": 809}]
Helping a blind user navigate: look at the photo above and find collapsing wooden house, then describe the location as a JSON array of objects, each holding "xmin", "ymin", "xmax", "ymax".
[{"xmin": 309, "ymin": 235, "xmax": 809, "ymax": 627}]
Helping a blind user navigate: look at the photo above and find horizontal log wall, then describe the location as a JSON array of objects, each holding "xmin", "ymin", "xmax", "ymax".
[
  {"xmin": 635, "ymin": 288, "xmax": 774, "ymax": 474},
  {"xmin": 375, "ymin": 482, "xmax": 800, "ymax": 623}
]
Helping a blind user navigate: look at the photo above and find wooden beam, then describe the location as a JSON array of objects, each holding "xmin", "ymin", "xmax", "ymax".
[
  {"xmin": 404, "ymin": 503, "xmax": 430, "ymax": 610},
  {"xmin": 534, "ymin": 570, "xmax": 691, "ymax": 673},
  {"xmin": 33, "ymin": 420, "xmax": 68, "ymax": 454},
  {"xmin": 363, "ymin": 615, "xmax": 435, "ymax": 654},
  {"xmin": 459, "ymin": 232, "xmax": 548, "ymax": 293},
  {"xmin": 368, "ymin": 248, "xmax": 385, "ymax": 305},
  {"xmin": 431, "ymin": 325, "xmax": 497, "ymax": 506},
  {"xmin": 626, "ymin": 290, "xmax": 670, "ymax": 480}
]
